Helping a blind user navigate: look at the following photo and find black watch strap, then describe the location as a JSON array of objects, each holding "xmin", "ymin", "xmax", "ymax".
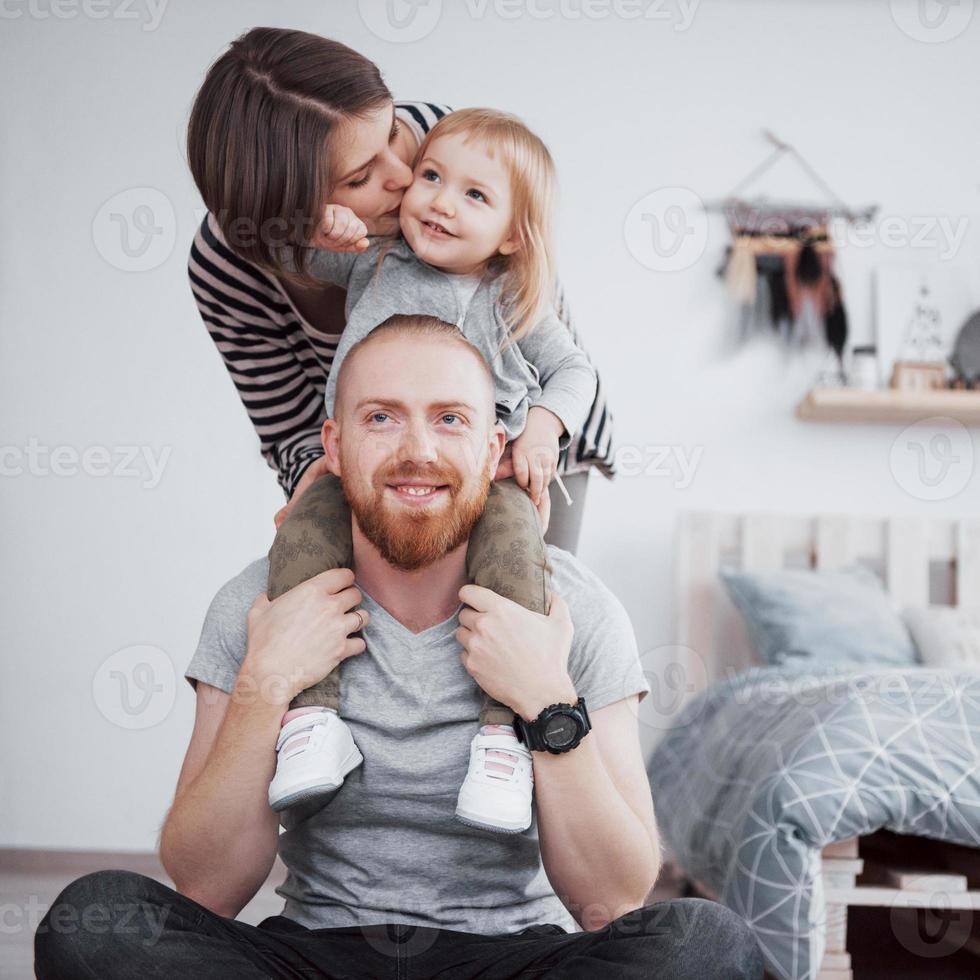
[{"xmin": 514, "ymin": 697, "xmax": 591, "ymax": 754}]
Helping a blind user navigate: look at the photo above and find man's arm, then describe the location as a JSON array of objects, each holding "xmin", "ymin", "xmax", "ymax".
[
  {"xmin": 529, "ymin": 693, "xmax": 661, "ymax": 931},
  {"xmin": 159, "ymin": 568, "xmax": 368, "ymax": 918},
  {"xmin": 456, "ymin": 585, "xmax": 659, "ymax": 931},
  {"xmin": 158, "ymin": 678, "xmax": 285, "ymax": 918}
]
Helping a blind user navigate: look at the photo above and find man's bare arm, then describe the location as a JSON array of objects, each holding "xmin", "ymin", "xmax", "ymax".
[
  {"xmin": 159, "ymin": 568, "xmax": 368, "ymax": 918},
  {"xmin": 158, "ymin": 677, "xmax": 284, "ymax": 918},
  {"xmin": 533, "ymin": 695, "xmax": 662, "ymax": 931},
  {"xmin": 455, "ymin": 586, "xmax": 660, "ymax": 930}
]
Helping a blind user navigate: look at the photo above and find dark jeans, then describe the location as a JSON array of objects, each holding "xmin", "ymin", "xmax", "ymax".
[{"xmin": 34, "ymin": 870, "xmax": 763, "ymax": 979}]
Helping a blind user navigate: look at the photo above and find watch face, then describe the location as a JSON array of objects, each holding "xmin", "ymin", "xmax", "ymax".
[{"xmin": 544, "ymin": 714, "xmax": 577, "ymax": 748}]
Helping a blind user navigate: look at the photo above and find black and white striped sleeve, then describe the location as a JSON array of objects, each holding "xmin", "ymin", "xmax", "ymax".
[{"xmin": 188, "ymin": 216, "xmax": 329, "ymax": 497}]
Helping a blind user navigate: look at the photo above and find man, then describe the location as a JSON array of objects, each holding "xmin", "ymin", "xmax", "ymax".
[{"xmin": 35, "ymin": 316, "xmax": 762, "ymax": 978}]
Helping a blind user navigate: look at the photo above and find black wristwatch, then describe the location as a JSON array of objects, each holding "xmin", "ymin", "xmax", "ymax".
[{"xmin": 513, "ymin": 697, "xmax": 591, "ymax": 754}]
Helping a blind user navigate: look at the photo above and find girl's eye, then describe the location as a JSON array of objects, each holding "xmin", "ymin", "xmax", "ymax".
[
  {"xmin": 389, "ymin": 120, "xmax": 400, "ymax": 144},
  {"xmin": 421, "ymin": 169, "xmax": 440, "ymax": 183},
  {"xmin": 348, "ymin": 171, "xmax": 371, "ymax": 189},
  {"xmin": 466, "ymin": 189, "xmax": 486, "ymax": 203}
]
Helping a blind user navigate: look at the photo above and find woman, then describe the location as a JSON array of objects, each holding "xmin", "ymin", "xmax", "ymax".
[{"xmin": 186, "ymin": 26, "xmax": 613, "ymax": 551}]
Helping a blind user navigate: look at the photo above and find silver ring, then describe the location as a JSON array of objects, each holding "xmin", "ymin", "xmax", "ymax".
[{"xmin": 352, "ymin": 609, "xmax": 365, "ymax": 632}]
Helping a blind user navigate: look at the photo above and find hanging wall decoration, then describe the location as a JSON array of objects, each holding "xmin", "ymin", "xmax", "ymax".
[{"xmin": 710, "ymin": 131, "xmax": 877, "ymax": 382}]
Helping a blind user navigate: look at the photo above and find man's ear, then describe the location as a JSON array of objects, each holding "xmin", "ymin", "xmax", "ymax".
[
  {"xmin": 488, "ymin": 421, "xmax": 508, "ymax": 469},
  {"xmin": 321, "ymin": 418, "xmax": 342, "ymax": 476}
]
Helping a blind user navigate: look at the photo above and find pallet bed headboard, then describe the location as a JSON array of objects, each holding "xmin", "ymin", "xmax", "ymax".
[{"xmin": 674, "ymin": 511, "xmax": 980, "ymax": 699}]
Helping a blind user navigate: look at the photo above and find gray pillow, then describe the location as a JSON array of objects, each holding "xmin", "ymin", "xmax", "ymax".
[{"xmin": 720, "ymin": 565, "xmax": 919, "ymax": 669}]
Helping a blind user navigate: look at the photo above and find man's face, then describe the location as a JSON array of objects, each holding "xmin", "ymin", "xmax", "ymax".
[{"xmin": 325, "ymin": 333, "xmax": 505, "ymax": 570}]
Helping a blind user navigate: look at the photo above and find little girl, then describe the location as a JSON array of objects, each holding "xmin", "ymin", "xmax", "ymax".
[{"xmin": 267, "ymin": 109, "xmax": 597, "ymax": 834}]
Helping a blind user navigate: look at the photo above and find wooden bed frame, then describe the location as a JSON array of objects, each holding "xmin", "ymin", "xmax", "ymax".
[{"xmin": 670, "ymin": 511, "xmax": 980, "ymax": 980}]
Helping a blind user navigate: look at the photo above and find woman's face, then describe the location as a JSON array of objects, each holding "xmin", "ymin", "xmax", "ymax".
[{"xmin": 327, "ymin": 102, "xmax": 415, "ymax": 220}]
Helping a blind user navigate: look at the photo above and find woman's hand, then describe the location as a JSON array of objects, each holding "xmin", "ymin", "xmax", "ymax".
[
  {"xmin": 274, "ymin": 456, "xmax": 333, "ymax": 529},
  {"xmin": 242, "ymin": 568, "xmax": 369, "ymax": 706},
  {"xmin": 312, "ymin": 204, "xmax": 370, "ymax": 253},
  {"xmin": 510, "ymin": 406, "xmax": 564, "ymax": 507}
]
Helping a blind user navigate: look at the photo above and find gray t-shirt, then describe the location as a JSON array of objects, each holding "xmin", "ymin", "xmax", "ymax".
[{"xmin": 184, "ymin": 547, "xmax": 650, "ymax": 935}]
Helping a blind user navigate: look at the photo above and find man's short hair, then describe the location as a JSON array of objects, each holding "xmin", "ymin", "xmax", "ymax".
[{"xmin": 334, "ymin": 314, "xmax": 496, "ymax": 414}]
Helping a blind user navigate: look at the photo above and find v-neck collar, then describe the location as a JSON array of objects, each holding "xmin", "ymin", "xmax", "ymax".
[{"xmin": 357, "ymin": 584, "xmax": 462, "ymax": 647}]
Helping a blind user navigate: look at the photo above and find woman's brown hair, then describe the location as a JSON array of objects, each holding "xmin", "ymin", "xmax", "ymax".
[{"xmin": 187, "ymin": 27, "xmax": 391, "ymax": 280}]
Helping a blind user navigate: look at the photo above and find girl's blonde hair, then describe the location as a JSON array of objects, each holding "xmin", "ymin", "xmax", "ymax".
[{"xmin": 413, "ymin": 108, "xmax": 558, "ymax": 346}]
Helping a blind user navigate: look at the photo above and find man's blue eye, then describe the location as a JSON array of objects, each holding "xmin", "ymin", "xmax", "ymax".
[
  {"xmin": 442, "ymin": 414, "xmax": 459, "ymax": 424},
  {"xmin": 371, "ymin": 413, "xmax": 389, "ymax": 423}
]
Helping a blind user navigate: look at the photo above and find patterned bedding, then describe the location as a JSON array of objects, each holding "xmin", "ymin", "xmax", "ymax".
[{"xmin": 647, "ymin": 665, "xmax": 980, "ymax": 979}]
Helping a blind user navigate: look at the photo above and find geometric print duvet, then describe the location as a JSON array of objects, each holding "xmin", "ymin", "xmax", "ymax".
[{"xmin": 647, "ymin": 666, "xmax": 980, "ymax": 979}]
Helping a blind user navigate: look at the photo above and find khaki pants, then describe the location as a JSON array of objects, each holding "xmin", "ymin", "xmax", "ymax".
[{"xmin": 267, "ymin": 475, "xmax": 551, "ymax": 726}]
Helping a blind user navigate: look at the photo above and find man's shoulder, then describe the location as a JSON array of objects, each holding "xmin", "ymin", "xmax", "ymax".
[
  {"xmin": 546, "ymin": 544, "xmax": 612, "ymax": 597},
  {"xmin": 546, "ymin": 546, "xmax": 631, "ymax": 631},
  {"xmin": 208, "ymin": 557, "xmax": 269, "ymax": 621},
  {"xmin": 545, "ymin": 547, "xmax": 647, "ymax": 710}
]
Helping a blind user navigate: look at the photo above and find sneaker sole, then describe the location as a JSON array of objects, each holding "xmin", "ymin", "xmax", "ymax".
[
  {"xmin": 454, "ymin": 808, "xmax": 530, "ymax": 834},
  {"xmin": 269, "ymin": 747, "xmax": 363, "ymax": 812}
]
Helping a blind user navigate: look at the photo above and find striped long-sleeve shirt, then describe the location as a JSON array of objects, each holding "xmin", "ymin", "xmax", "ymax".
[{"xmin": 188, "ymin": 100, "xmax": 615, "ymax": 497}]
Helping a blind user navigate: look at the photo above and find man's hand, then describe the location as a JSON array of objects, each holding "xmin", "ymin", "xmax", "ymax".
[
  {"xmin": 456, "ymin": 588, "xmax": 575, "ymax": 721},
  {"xmin": 275, "ymin": 456, "xmax": 333, "ymax": 528},
  {"xmin": 243, "ymin": 568, "xmax": 368, "ymax": 706},
  {"xmin": 312, "ymin": 204, "xmax": 370, "ymax": 253},
  {"xmin": 510, "ymin": 407, "xmax": 564, "ymax": 506}
]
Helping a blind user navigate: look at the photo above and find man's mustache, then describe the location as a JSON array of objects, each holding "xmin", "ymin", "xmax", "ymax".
[{"xmin": 373, "ymin": 461, "xmax": 464, "ymax": 493}]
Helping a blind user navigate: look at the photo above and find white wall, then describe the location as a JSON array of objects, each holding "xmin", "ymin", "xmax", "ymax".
[{"xmin": 2, "ymin": 0, "xmax": 978, "ymax": 851}]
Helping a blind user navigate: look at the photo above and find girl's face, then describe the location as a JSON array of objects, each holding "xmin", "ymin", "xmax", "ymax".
[
  {"xmin": 399, "ymin": 132, "xmax": 520, "ymax": 275},
  {"xmin": 327, "ymin": 102, "xmax": 415, "ymax": 220}
]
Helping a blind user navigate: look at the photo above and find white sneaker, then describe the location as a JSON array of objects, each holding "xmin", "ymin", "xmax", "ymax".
[
  {"xmin": 455, "ymin": 727, "xmax": 534, "ymax": 834},
  {"xmin": 268, "ymin": 710, "xmax": 363, "ymax": 812}
]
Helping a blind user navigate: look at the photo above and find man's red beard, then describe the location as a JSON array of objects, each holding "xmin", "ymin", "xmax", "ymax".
[{"xmin": 340, "ymin": 454, "xmax": 492, "ymax": 571}]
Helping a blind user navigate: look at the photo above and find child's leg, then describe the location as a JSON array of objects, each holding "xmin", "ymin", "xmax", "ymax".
[
  {"xmin": 267, "ymin": 473, "xmax": 353, "ymax": 712},
  {"xmin": 465, "ymin": 478, "xmax": 552, "ymax": 727}
]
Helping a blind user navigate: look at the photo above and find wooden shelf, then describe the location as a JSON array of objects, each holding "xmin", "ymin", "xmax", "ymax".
[{"xmin": 797, "ymin": 387, "xmax": 980, "ymax": 425}]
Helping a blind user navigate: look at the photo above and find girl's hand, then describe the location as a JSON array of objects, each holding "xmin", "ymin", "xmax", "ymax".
[
  {"xmin": 274, "ymin": 456, "xmax": 333, "ymax": 529},
  {"xmin": 363, "ymin": 213, "xmax": 400, "ymax": 239},
  {"xmin": 511, "ymin": 407, "xmax": 564, "ymax": 506},
  {"xmin": 313, "ymin": 204, "xmax": 370, "ymax": 253},
  {"xmin": 493, "ymin": 446, "xmax": 551, "ymax": 532}
]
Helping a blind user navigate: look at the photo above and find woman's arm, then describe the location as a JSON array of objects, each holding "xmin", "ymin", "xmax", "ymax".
[
  {"xmin": 551, "ymin": 283, "xmax": 616, "ymax": 478},
  {"xmin": 189, "ymin": 215, "xmax": 336, "ymax": 498}
]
